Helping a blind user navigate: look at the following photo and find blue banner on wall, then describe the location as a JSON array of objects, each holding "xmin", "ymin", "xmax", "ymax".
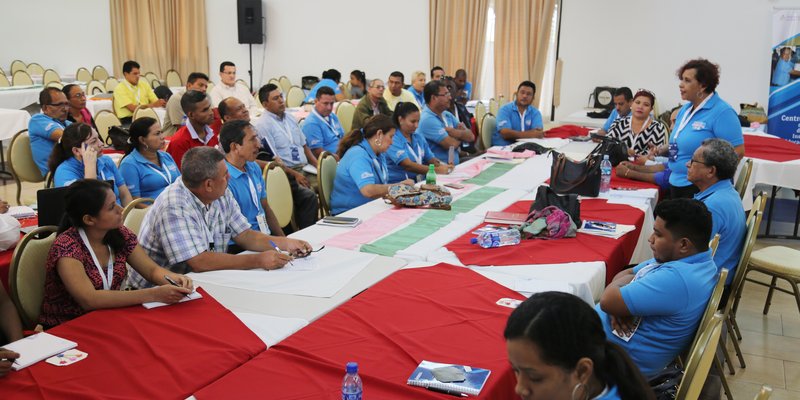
[{"xmin": 769, "ymin": 9, "xmax": 800, "ymax": 144}]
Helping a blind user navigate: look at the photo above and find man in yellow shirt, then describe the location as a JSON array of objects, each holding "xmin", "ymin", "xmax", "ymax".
[
  {"xmin": 382, "ymin": 71, "xmax": 419, "ymax": 111},
  {"xmin": 113, "ymin": 60, "xmax": 164, "ymax": 123}
]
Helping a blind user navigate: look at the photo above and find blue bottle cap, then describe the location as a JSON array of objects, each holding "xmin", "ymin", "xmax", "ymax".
[
  {"xmin": 470, "ymin": 238, "xmax": 478, "ymax": 244},
  {"xmin": 346, "ymin": 362, "xmax": 358, "ymax": 373}
]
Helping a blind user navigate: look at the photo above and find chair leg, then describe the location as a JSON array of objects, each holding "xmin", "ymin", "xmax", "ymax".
[
  {"xmin": 714, "ymin": 356, "xmax": 734, "ymax": 400},
  {"xmin": 764, "ymin": 276, "xmax": 778, "ymax": 315},
  {"xmin": 726, "ymin": 318, "xmax": 746, "ymax": 369},
  {"xmin": 790, "ymin": 277, "xmax": 800, "ymax": 318},
  {"xmin": 720, "ymin": 338, "xmax": 736, "ymax": 375},
  {"xmin": 15, "ymin": 179, "xmax": 21, "ymax": 206}
]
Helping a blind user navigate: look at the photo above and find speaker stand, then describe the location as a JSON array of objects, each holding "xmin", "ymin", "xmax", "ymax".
[{"xmin": 248, "ymin": 43, "xmax": 254, "ymax": 91}]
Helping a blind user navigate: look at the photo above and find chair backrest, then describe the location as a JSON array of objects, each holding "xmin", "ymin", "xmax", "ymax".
[
  {"xmin": 264, "ymin": 163, "xmax": 295, "ymax": 228},
  {"xmin": 86, "ymin": 80, "xmax": 106, "ymax": 95},
  {"xmin": 75, "ymin": 67, "xmax": 92, "ymax": 82},
  {"xmin": 268, "ymin": 78, "xmax": 280, "ymax": 88},
  {"xmin": 754, "ymin": 385, "xmax": 773, "ymax": 400},
  {"xmin": 12, "ymin": 70, "xmax": 33, "ymax": 86},
  {"xmin": 10, "ymin": 60, "xmax": 26, "ymax": 74},
  {"xmin": 165, "ymin": 69, "xmax": 182, "ymax": 87},
  {"xmin": 748, "ymin": 191, "xmax": 766, "ymax": 224},
  {"xmin": 122, "ymin": 198, "xmax": 154, "ymax": 235},
  {"xmin": 92, "ymin": 65, "xmax": 109, "ymax": 81},
  {"xmin": 8, "ymin": 130, "xmax": 45, "ymax": 205},
  {"xmin": 94, "ymin": 110, "xmax": 122, "ymax": 145},
  {"xmin": 342, "ymin": 81, "xmax": 352, "ymax": 100},
  {"xmin": 9, "ymin": 226, "xmax": 59, "ymax": 329},
  {"xmin": 298, "ymin": 118, "xmax": 306, "ymax": 128},
  {"xmin": 317, "ymin": 151, "xmax": 338, "ymax": 217},
  {"xmin": 42, "ymin": 69, "xmax": 61, "ymax": 86},
  {"xmin": 45, "ymin": 81, "xmax": 63, "ymax": 89},
  {"xmin": 26, "ymin": 62, "xmax": 44, "ymax": 75},
  {"xmin": 133, "ymin": 106, "xmax": 161, "ymax": 124},
  {"xmin": 0, "ymin": 73, "xmax": 9, "ymax": 87},
  {"xmin": 278, "ymin": 76, "xmax": 292, "ymax": 93},
  {"xmin": 489, "ymin": 98, "xmax": 499, "ymax": 115},
  {"xmin": 676, "ymin": 313, "xmax": 724, "ymax": 400},
  {"xmin": 480, "ymin": 113, "xmax": 496, "ymax": 151},
  {"xmin": 285, "ymin": 85, "xmax": 305, "ymax": 108},
  {"xmin": 206, "ymin": 81, "xmax": 215, "ymax": 93},
  {"xmin": 725, "ymin": 210, "xmax": 765, "ymax": 317},
  {"xmin": 336, "ymin": 101, "xmax": 356, "ymax": 134},
  {"xmin": 105, "ymin": 77, "xmax": 120, "ymax": 92},
  {"xmin": 235, "ymin": 78, "xmax": 250, "ymax": 91},
  {"xmin": 474, "ymin": 102, "xmax": 487, "ymax": 136},
  {"xmin": 689, "ymin": 269, "xmax": 728, "ymax": 352},
  {"xmin": 734, "ymin": 158, "xmax": 754, "ymax": 200},
  {"xmin": 709, "ymin": 233, "xmax": 721, "ymax": 257}
]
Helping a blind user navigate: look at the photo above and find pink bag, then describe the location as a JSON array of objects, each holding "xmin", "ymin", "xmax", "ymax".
[{"xmin": 521, "ymin": 205, "xmax": 577, "ymax": 239}]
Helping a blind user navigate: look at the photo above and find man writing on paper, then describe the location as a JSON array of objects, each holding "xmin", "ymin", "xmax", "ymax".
[
  {"xmin": 130, "ymin": 147, "xmax": 312, "ymax": 288},
  {"xmin": 688, "ymin": 138, "xmax": 746, "ymax": 301},
  {"xmin": 597, "ymin": 198, "xmax": 717, "ymax": 378},
  {"xmin": 113, "ymin": 60, "xmax": 165, "ymax": 124}
]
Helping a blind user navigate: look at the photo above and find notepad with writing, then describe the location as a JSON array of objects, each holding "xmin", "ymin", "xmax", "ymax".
[
  {"xmin": 407, "ymin": 360, "xmax": 491, "ymax": 396},
  {"xmin": 142, "ymin": 290, "xmax": 203, "ymax": 309},
  {"xmin": 4, "ymin": 332, "xmax": 77, "ymax": 370},
  {"xmin": 484, "ymin": 211, "xmax": 528, "ymax": 225}
]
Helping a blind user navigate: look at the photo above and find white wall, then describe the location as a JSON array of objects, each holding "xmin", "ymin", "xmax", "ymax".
[
  {"xmin": 556, "ymin": 0, "xmax": 795, "ymax": 120},
  {"xmin": 1, "ymin": 0, "xmax": 113, "ymax": 76},
  {"xmin": 205, "ymin": 0, "xmax": 430, "ymax": 89}
]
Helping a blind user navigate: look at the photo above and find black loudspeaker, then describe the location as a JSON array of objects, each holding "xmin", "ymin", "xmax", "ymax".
[{"xmin": 237, "ymin": 0, "xmax": 263, "ymax": 44}]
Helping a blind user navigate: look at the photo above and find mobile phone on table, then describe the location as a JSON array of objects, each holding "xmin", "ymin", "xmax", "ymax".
[{"xmin": 444, "ymin": 183, "xmax": 465, "ymax": 189}]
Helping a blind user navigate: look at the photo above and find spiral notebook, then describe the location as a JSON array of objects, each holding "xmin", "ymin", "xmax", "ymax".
[{"xmin": 407, "ymin": 360, "xmax": 491, "ymax": 396}]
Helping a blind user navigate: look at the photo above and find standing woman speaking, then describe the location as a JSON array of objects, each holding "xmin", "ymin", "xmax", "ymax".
[{"xmin": 656, "ymin": 59, "xmax": 744, "ymax": 199}]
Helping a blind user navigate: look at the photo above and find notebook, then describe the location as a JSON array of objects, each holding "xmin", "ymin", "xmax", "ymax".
[
  {"xmin": 407, "ymin": 360, "xmax": 491, "ymax": 396},
  {"xmin": 4, "ymin": 332, "xmax": 77, "ymax": 370},
  {"xmin": 484, "ymin": 211, "xmax": 528, "ymax": 225},
  {"xmin": 142, "ymin": 290, "xmax": 203, "ymax": 309},
  {"xmin": 316, "ymin": 216, "xmax": 361, "ymax": 228}
]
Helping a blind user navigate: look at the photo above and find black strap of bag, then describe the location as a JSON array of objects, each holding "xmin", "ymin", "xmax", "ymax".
[
  {"xmin": 530, "ymin": 185, "xmax": 580, "ymax": 224},
  {"xmin": 106, "ymin": 126, "xmax": 132, "ymax": 153},
  {"xmin": 591, "ymin": 133, "xmax": 628, "ymax": 166},
  {"xmin": 549, "ymin": 149, "xmax": 602, "ymax": 197}
]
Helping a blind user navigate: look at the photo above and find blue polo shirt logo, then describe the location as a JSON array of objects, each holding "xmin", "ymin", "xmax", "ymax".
[
  {"xmin": 360, "ymin": 171, "xmax": 374, "ymax": 179},
  {"xmin": 395, "ymin": 150, "xmax": 405, "ymax": 157},
  {"xmin": 526, "ymin": 120, "xmax": 532, "ymax": 126},
  {"xmin": 692, "ymin": 121, "xmax": 706, "ymax": 130}
]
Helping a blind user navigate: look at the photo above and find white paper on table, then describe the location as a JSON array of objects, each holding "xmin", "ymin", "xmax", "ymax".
[
  {"xmin": 471, "ymin": 262, "xmax": 605, "ymax": 304},
  {"xmin": 578, "ymin": 223, "xmax": 636, "ymax": 239},
  {"xmin": 233, "ymin": 312, "xmax": 308, "ymax": 348},
  {"xmin": 5, "ymin": 332, "xmax": 77, "ymax": 370},
  {"xmin": 515, "ymin": 137, "xmax": 570, "ymax": 149},
  {"xmin": 485, "ymin": 156, "xmax": 552, "ymax": 191},
  {"xmin": 187, "ymin": 246, "xmax": 377, "ymax": 298},
  {"xmin": 8, "ymin": 206, "xmax": 35, "ymax": 218},
  {"xmin": 142, "ymin": 290, "xmax": 203, "ymax": 309}
]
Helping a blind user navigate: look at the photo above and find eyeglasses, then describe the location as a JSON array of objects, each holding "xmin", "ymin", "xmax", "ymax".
[
  {"xmin": 434, "ymin": 91, "xmax": 452, "ymax": 97},
  {"xmin": 47, "ymin": 102, "xmax": 69, "ymax": 108},
  {"xmin": 689, "ymin": 158, "xmax": 710, "ymax": 166}
]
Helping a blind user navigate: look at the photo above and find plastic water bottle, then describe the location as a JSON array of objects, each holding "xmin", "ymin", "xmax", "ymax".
[
  {"xmin": 600, "ymin": 155, "xmax": 612, "ymax": 194},
  {"xmin": 426, "ymin": 163, "xmax": 437, "ymax": 185},
  {"xmin": 470, "ymin": 228, "xmax": 521, "ymax": 248},
  {"xmin": 342, "ymin": 362, "xmax": 363, "ymax": 400}
]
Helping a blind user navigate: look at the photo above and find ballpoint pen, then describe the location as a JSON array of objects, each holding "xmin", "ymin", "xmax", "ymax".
[
  {"xmin": 164, "ymin": 275, "xmax": 192, "ymax": 299},
  {"xmin": 269, "ymin": 240, "xmax": 294, "ymax": 266}
]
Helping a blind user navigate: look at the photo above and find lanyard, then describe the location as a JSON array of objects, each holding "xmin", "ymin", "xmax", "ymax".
[
  {"xmin": 200, "ymin": 205, "xmax": 216, "ymax": 251},
  {"xmin": 631, "ymin": 116, "xmax": 651, "ymax": 135},
  {"xmin": 372, "ymin": 157, "xmax": 387, "ymax": 184},
  {"xmin": 311, "ymin": 109, "xmax": 340, "ymax": 138},
  {"xmin": 78, "ymin": 228, "xmax": 115, "ymax": 290},
  {"xmin": 673, "ymin": 93, "xmax": 713, "ymax": 142},
  {"xmin": 405, "ymin": 137, "xmax": 423, "ymax": 164},
  {"xmin": 144, "ymin": 155, "xmax": 172, "ymax": 185},
  {"xmin": 246, "ymin": 174, "xmax": 263, "ymax": 211},
  {"xmin": 125, "ymin": 81, "xmax": 141, "ymax": 103},
  {"xmin": 272, "ymin": 114, "xmax": 297, "ymax": 145}
]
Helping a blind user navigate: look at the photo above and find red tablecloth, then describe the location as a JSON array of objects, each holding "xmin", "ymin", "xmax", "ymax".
[
  {"xmin": 0, "ymin": 288, "xmax": 265, "ymax": 400},
  {"xmin": 545, "ymin": 124, "xmax": 591, "ymax": 139},
  {"xmin": 744, "ymin": 134, "xmax": 800, "ymax": 162},
  {"xmin": 447, "ymin": 199, "xmax": 646, "ymax": 283},
  {"xmin": 194, "ymin": 265, "xmax": 523, "ymax": 400},
  {"xmin": 1, "ymin": 217, "xmax": 39, "ymax": 291}
]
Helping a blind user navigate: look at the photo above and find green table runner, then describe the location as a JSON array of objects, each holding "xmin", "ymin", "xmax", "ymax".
[
  {"xmin": 463, "ymin": 163, "xmax": 516, "ymax": 185},
  {"xmin": 361, "ymin": 186, "xmax": 506, "ymax": 256}
]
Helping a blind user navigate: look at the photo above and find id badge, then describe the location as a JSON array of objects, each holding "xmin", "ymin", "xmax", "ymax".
[
  {"xmin": 256, "ymin": 213, "xmax": 269, "ymax": 233},
  {"xmin": 668, "ymin": 142, "xmax": 678, "ymax": 162},
  {"xmin": 291, "ymin": 146, "xmax": 300, "ymax": 162}
]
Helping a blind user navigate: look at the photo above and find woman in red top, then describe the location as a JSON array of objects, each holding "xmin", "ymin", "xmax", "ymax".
[
  {"xmin": 62, "ymin": 84, "xmax": 95, "ymax": 129},
  {"xmin": 38, "ymin": 179, "xmax": 193, "ymax": 329}
]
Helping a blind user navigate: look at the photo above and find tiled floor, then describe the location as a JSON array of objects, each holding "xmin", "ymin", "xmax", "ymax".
[{"xmin": 3, "ymin": 178, "xmax": 799, "ymax": 399}]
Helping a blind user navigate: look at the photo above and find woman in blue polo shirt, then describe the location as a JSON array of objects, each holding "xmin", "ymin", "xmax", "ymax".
[
  {"xmin": 49, "ymin": 123, "xmax": 133, "ymax": 206},
  {"xmin": 505, "ymin": 292, "xmax": 654, "ymax": 400},
  {"xmin": 386, "ymin": 102, "xmax": 451, "ymax": 182},
  {"xmin": 119, "ymin": 117, "xmax": 180, "ymax": 200},
  {"xmin": 655, "ymin": 59, "xmax": 744, "ymax": 199},
  {"xmin": 330, "ymin": 115, "xmax": 414, "ymax": 214}
]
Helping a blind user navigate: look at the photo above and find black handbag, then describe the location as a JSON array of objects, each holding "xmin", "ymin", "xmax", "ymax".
[
  {"xmin": 512, "ymin": 142, "xmax": 549, "ymax": 155},
  {"xmin": 648, "ymin": 364, "xmax": 682, "ymax": 400},
  {"xmin": 106, "ymin": 126, "xmax": 132, "ymax": 153},
  {"xmin": 591, "ymin": 133, "xmax": 628, "ymax": 166},
  {"xmin": 530, "ymin": 185, "xmax": 580, "ymax": 224},
  {"xmin": 549, "ymin": 149, "xmax": 602, "ymax": 197}
]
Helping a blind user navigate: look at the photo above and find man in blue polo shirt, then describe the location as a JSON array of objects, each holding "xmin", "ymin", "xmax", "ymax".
[
  {"xmin": 493, "ymin": 81, "xmax": 544, "ymax": 146},
  {"xmin": 772, "ymin": 47, "xmax": 800, "ymax": 87},
  {"xmin": 598, "ymin": 87, "xmax": 633, "ymax": 135},
  {"xmin": 220, "ymin": 119, "xmax": 284, "ymax": 237},
  {"xmin": 688, "ymin": 138, "xmax": 746, "ymax": 291},
  {"xmin": 29, "ymin": 88, "xmax": 72, "ymax": 176},
  {"xmin": 418, "ymin": 80, "xmax": 474, "ymax": 165},
  {"xmin": 597, "ymin": 198, "xmax": 717, "ymax": 378},
  {"xmin": 453, "ymin": 69, "xmax": 473, "ymax": 104},
  {"xmin": 303, "ymin": 86, "xmax": 344, "ymax": 159},
  {"xmin": 305, "ymin": 69, "xmax": 345, "ymax": 103}
]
